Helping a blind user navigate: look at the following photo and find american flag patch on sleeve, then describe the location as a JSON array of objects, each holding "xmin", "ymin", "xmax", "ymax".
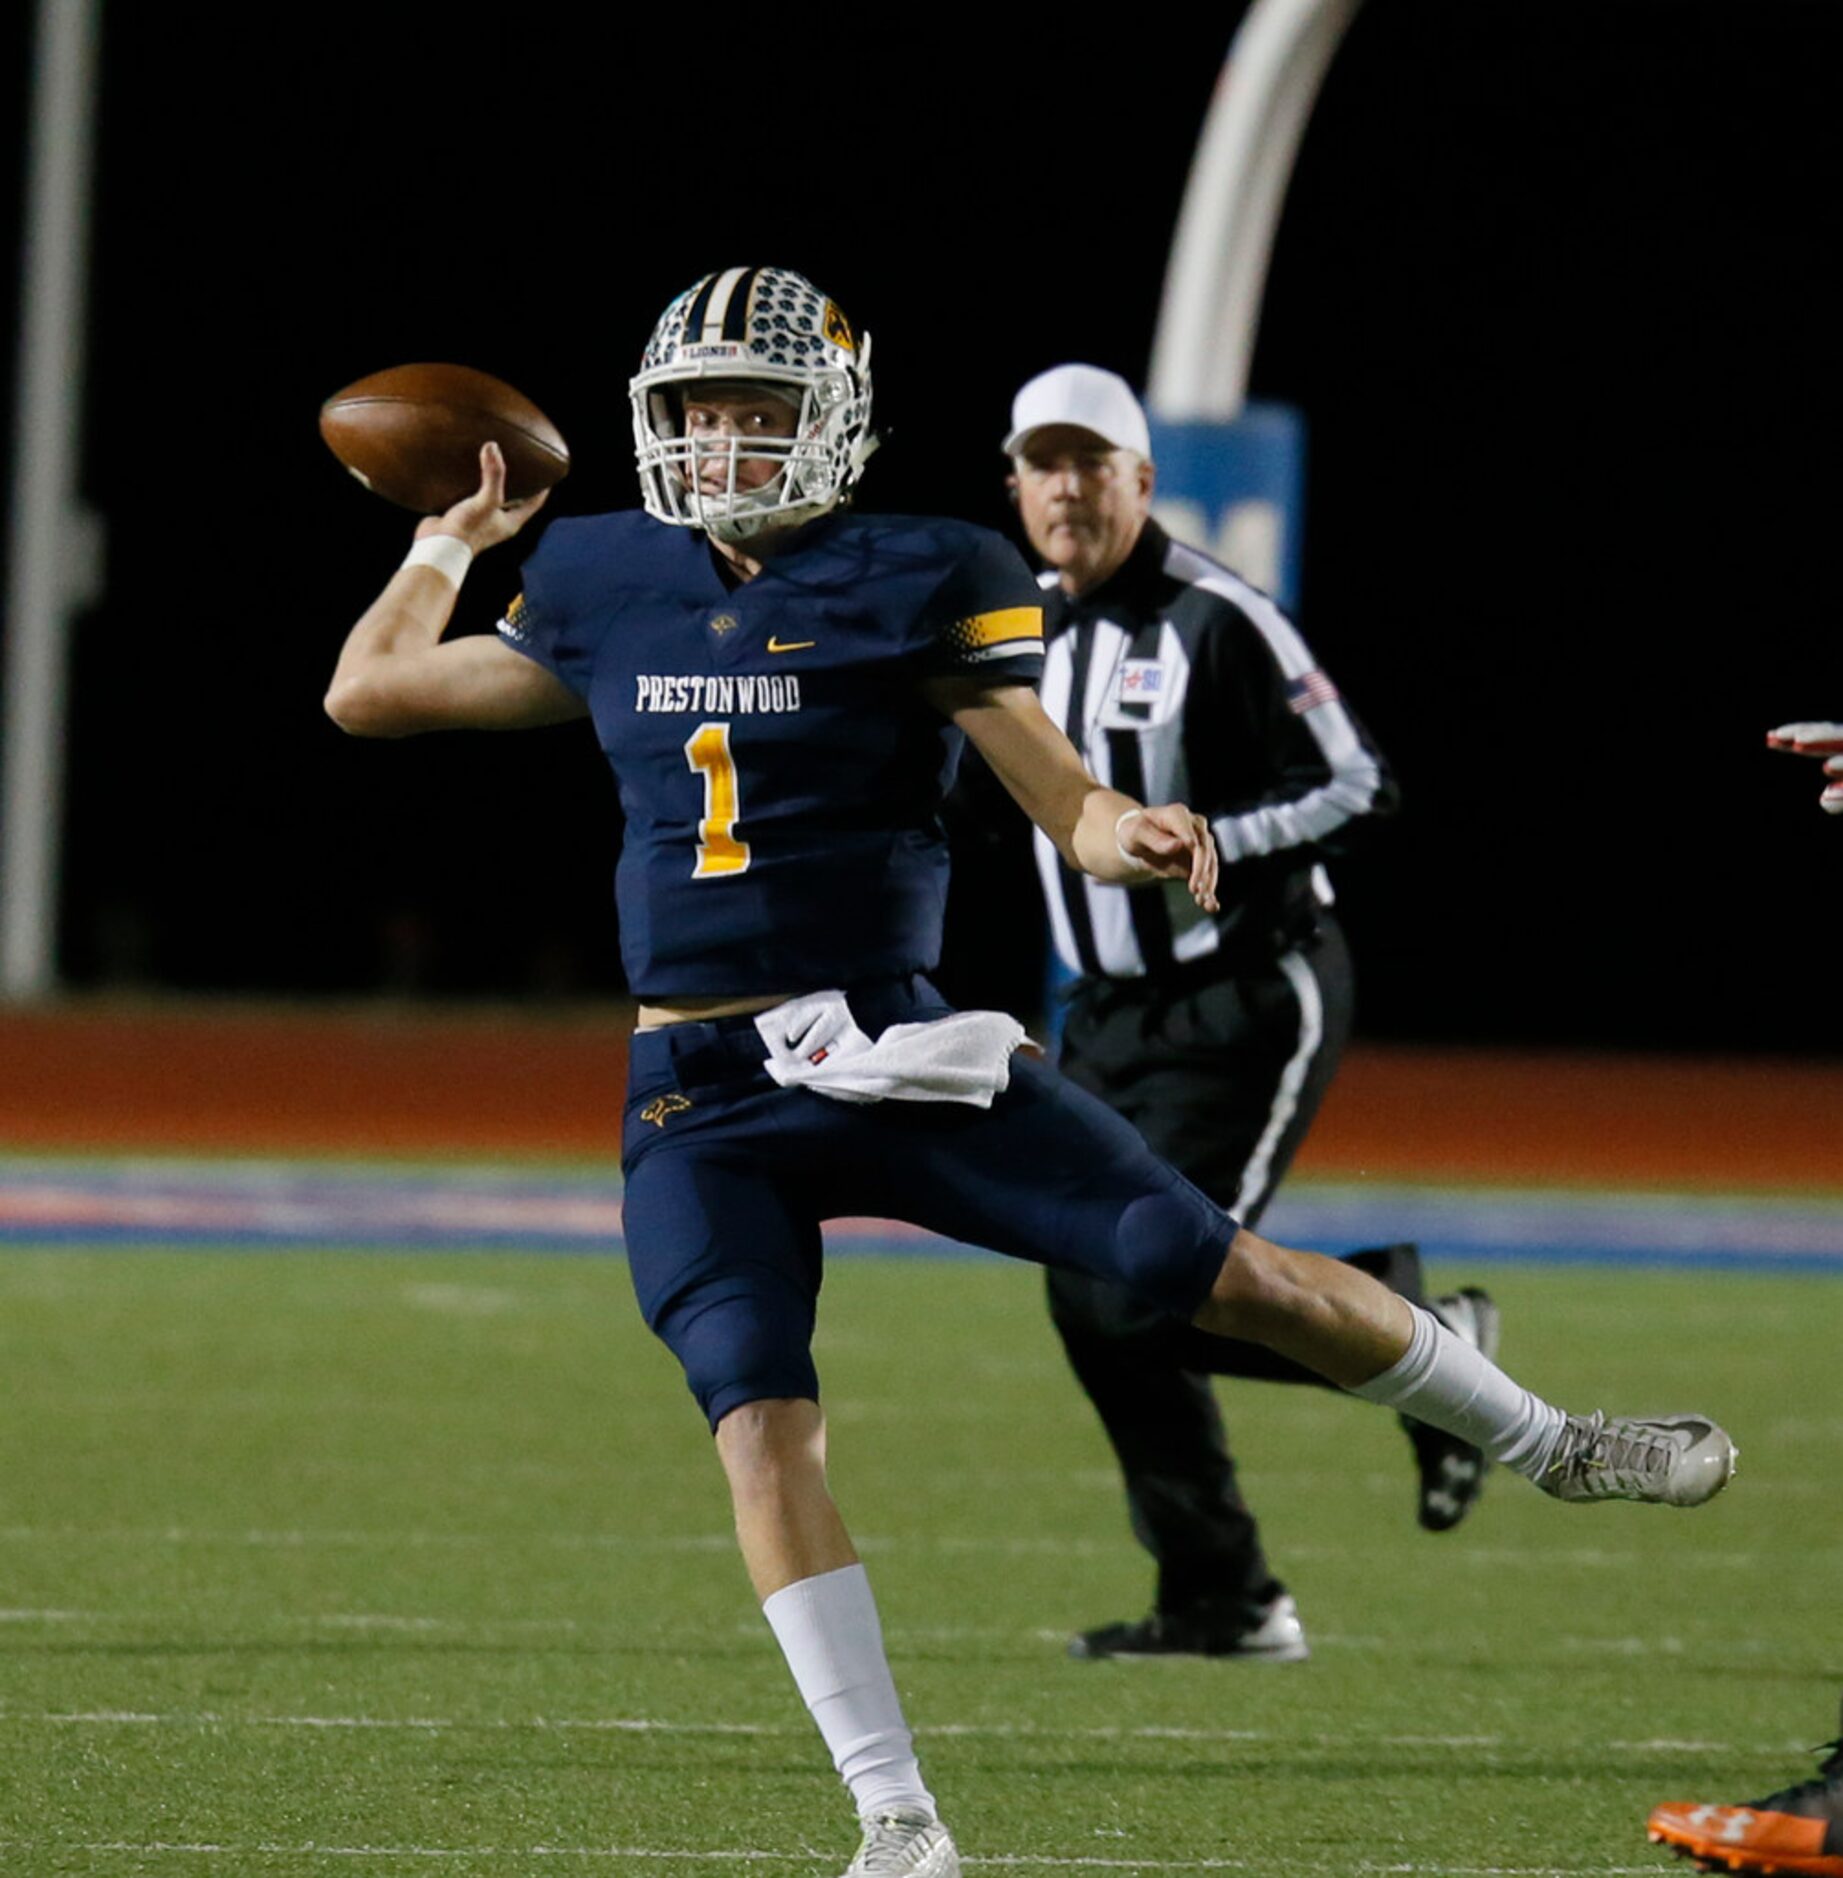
[{"xmin": 1286, "ymin": 670, "xmax": 1340, "ymax": 714}]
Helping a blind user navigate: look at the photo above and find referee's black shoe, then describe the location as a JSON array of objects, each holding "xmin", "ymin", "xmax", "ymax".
[
  {"xmin": 1402, "ymin": 1287, "xmax": 1501, "ymax": 1533},
  {"xmin": 1068, "ymin": 1591, "xmax": 1308, "ymax": 1662}
]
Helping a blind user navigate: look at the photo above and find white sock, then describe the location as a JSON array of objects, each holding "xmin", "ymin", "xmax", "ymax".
[
  {"xmin": 761, "ymin": 1563, "xmax": 936, "ymax": 1824},
  {"xmin": 1352, "ymin": 1305, "xmax": 1568, "ymax": 1479}
]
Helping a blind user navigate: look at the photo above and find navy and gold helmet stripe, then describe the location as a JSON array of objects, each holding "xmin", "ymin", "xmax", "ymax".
[
  {"xmin": 721, "ymin": 268, "xmax": 763, "ymax": 340},
  {"xmin": 682, "ymin": 271, "xmax": 723, "ymax": 339},
  {"xmin": 682, "ymin": 266, "xmax": 763, "ymax": 345}
]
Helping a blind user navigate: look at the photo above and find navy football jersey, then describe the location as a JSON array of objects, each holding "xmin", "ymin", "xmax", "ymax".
[{"xmin": 497, "ymin": 509, "xmax": 1045, "ymax": 997}]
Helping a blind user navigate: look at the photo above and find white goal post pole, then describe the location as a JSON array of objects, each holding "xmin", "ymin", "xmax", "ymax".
[
  {"xmin": 1140, "ymin": 0, "xmax": 1363, "ymax": 608},
  {"xmin": 1, "ymin": 0, "xmax": 105, "ymax": 1000},
  {"xmin": 1150, "ymin": 0, "xmax": 1365, "ymax": 419}
]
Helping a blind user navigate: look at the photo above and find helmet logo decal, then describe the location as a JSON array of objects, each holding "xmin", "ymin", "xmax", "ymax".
[{"xmin": 822, "ymin": 302, "xmax": 854, "ymax": 351}]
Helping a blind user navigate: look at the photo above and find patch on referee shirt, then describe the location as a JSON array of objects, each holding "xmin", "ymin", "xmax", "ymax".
[
  {"xmin": 1286, "ymin": 670, "xmax": 1339, "ymax": 714},
  {"xmin": 1100, "ymin": 654, "xmax": 1184, "ymax": 730},
  {"xmin": 1117, "ymin": 659, "xmax": 1165, "ymax": 702}
]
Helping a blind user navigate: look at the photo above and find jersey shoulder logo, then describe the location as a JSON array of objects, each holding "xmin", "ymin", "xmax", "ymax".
[
  {"xmin": 708, "ymin": 611, "xmax": 740, "ymax": 637},
  {"xmin": 640, "ymin": 1093, "xmax": 694, "ymax": 1128}
]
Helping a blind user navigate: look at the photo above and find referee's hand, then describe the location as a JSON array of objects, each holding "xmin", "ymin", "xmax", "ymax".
[{"xmin": 1766, "ymin": 721, "xmax": 1843, "ymax": 815}]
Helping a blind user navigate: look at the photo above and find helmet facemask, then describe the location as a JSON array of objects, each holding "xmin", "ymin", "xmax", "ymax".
[{"xmin": 630, "ymin": 268, "xmax": 876, "ymax": 544}]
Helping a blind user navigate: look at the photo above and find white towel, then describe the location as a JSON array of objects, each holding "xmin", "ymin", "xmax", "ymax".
[{"xmin": 753, "ymin": 990, "xmax": 1027, "ymax": 1108}]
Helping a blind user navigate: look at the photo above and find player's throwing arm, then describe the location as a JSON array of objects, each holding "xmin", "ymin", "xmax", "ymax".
[{"xmin": 325, "ymin": 443, "xmax": 586, "ymax": 738}]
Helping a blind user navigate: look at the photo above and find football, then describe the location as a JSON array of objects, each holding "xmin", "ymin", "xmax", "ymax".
[{"xmin": 319, "ymin": 362, "xmax": 570, "ymax": 513}]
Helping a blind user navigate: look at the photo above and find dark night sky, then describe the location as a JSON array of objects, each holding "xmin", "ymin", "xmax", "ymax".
[{"xmin": 5, "ymin": 2, "xmax": 1840, "ymax": 1053}]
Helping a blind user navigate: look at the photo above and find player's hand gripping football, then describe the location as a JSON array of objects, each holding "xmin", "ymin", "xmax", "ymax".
[
  {"xmin": 1765, "ymin": 721, "xmax": 1843, "ymax": 815},
  {"xmin": 1119, "ymin": 805, "xmax": 1221, "ymax": 913},
  {"xmin": 414, "ymin": 441, "xmax": 550, "ymax": 555}
]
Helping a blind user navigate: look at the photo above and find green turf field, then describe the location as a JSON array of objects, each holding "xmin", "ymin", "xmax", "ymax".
[{"xmin": 2, "ymin": 1249, "xmax": 1837, "ymax": 1876}]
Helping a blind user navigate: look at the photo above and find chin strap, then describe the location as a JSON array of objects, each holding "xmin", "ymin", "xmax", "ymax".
[{"xmin": 846, "ymin": 333, "xmax": 880, "ymax": 483}]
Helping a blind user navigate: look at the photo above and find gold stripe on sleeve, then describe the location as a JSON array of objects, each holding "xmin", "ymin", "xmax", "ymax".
[{"xmin": 944, "ymin": 605, "xmax": 1045, "ymax": 656}]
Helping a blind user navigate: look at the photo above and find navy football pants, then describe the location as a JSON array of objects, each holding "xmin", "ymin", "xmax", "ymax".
[{"xmin": 620, "ymin": 975, "xmax": 1235, "ymax": 1428}]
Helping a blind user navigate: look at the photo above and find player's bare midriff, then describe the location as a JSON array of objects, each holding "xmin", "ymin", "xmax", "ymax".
[{"xmin": 636, "ymin": 992, "xmax": 798, "ymax": 1030}]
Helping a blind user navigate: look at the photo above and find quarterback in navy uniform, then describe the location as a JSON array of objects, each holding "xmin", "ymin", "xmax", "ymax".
[{"xmin": 326, "ymin": 267, "xmax": 1736, "ymax": 1878}]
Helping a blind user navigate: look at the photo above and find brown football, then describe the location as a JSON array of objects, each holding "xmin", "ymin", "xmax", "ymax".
[{"xmin": 319, "ymin": 362, "xmax": 570, "ymax": 513}]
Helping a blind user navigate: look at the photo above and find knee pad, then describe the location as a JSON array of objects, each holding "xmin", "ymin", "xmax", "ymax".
[{"xmin": 1111, "ymin": 1186, "xmax": 1231, "ymax": 1315}]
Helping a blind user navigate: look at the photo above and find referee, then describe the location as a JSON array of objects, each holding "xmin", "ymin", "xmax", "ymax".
[{"xmin": 1004, "ymin": 364, "xmax": 1500, "ymax": 1662}]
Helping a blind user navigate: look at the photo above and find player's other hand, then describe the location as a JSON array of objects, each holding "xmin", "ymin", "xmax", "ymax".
[
  {"xmin": 1766, "ymin": 720, "xmax": 1843, "ymax": 815},
  {"xmin": 414, "ymin": 442, "xmax": 550, "ymax": 555},
  {"xmin": 1121, "ymin": 804, "xmax": 1220, "ymax": 912}
]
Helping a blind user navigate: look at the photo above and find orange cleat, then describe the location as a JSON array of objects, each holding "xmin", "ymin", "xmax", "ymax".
[{"xmin": 1648, "ymin": 1732, "xmax": 1843, "ymax": 1876}]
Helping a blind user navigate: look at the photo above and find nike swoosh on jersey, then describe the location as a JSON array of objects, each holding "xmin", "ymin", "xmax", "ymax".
[{"xmin": 766, "ymin": 637, "xmax": 817, "ymax": 653}]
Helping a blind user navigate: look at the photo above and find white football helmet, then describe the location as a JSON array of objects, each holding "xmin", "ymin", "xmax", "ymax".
[{"xmin": 630, "ymin": 266, "xmax": 877, "ymax": 543}]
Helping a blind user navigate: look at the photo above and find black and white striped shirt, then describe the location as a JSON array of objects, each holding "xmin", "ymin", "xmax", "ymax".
[{"xmin": 1035, "ymin": 520, "xmax": 1398, "ymax": 980}]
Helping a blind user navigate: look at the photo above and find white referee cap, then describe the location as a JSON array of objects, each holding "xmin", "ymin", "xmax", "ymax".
[{"xmin": 1003, "ymin": 363, "xmax": 1152, "ymax": 458}]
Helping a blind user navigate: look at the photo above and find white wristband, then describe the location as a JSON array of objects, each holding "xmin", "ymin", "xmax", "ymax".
[
  {"xmin": 1114, "ymin": 806, "xmax": 1147, "ymax": 865},
  {"xmin": 400, "ymin": 535, "xmax": 474, "ymax": 588}
]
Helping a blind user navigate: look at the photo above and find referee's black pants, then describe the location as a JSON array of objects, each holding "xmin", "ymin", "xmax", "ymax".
[{"xmin": 1046, "ymin": 916, "xmax": 1425, "ymax": 1616}]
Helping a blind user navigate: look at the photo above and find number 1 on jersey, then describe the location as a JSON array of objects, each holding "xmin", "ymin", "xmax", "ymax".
[{"xmin": 685, "ymin": 722, "xmax": 751, "ymax": 878}]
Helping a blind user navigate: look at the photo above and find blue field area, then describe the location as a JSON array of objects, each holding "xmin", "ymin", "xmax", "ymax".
[{"xmin": 0, "ymin": 1151, "xmax": 1838, "ymax": 1270}]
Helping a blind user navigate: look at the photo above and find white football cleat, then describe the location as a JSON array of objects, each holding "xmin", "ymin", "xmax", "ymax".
[
  {"xmin": 1539, "ymin": 1412, "xmax": 1736, "ymax": 1507},
  {"xmin": 841, "ymin": 1810, "xmax": 961, "ymax": 1878}
]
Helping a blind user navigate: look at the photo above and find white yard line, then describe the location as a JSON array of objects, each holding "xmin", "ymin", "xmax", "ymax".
[
  {"xmin": 0, "ymin": 1708, "xmax": 1791, "ymax": 1757},
  {"xmin": 0, "ymin": 1846, "xmax": 1667, "ymax": 1873},
  {"xmin": 0, "ymin": 1607, "xmax": 1798, "ymax": 1666},
  {"xmin": 0, "ymin": 1849, "xmax": 804, "ymax": 1867},
  {"xmin": 0, "ymin": 1524, "xmax": 1790, "ymax": 1570}
]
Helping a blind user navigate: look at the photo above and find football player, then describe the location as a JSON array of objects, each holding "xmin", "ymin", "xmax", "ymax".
[
  {"xmin": 326, "ymin": 267, "xmax": 1737, "ymax": 1878},
  {"xmin": 1642, "ymin": 730, "xmax": 1838, "ymax": 1877},
  {"xmin": 1766, "ymin": 721, "xmax": 1843, "ymax": 813},
  {"xmin": 1648, "ymin": 1700, "xmax": 1843, "ymax": 1875}
]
